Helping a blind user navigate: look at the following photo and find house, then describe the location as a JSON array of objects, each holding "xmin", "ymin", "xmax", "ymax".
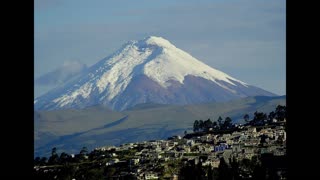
[
  {"xmin": 201, "ymin": 135, "xmax": 211, "ymax": 142},
  {"xmin": 247, "ymin": 127, "xmax": 257, "ymax": 133},
  {"xmin": 211, "ymin": 158, "xmax": 220, "ymax": 168},
  {"xmin": 109, "ymin": 153, "xmax": 118, "ymax": 157},
  {"xmin": 239, "ymin": 134, "xmax": 248, "ymax": 142},
  {"xmin": 186, "ymin": 139, "xmax": 195, "ymax": 146},
  {"xmin": 168, "ymin": 141, "xmax": 178, "ymax": 147},
  {"xmin": 172, "ymin": 174, "xmax": 179, "ymax": 180},
  {"xmin": 232, "ymin": 144, "xmax": 241, "ymax": 153},
  {"xmin": 244, "ymin": 152, "xmax": 255, "ymax": 160},
  {"xmin": 161, "ymin": 141, "xmax": 169, "ymax": 148},
  {"xmin": 214, "ymin": 143, "xmax": 229, "ymax": 152},
  {"xmin": 106, "ymin": 158, "xmax": 119, "ymax": 166},
  {"xmin": 183, "ymin": 146, "xmax": 191, "ymax": 153},
  {"xmin": 130, "ymin": 158, "xmax": 140, "ymax": 165},
  {"xmin": 144, "ymin": 172, "xmax": 159, "ymax": 179},
  {"xmin": 222, "ymin": 149, "xmax": 233, "ymax": 163},
  {"xmin": 169, "ymin": 135, "xmax": 182, "ymax": 140},
  {"xmin": 203, "ymin": 158, "xmax": 220, "ymax": 168}
]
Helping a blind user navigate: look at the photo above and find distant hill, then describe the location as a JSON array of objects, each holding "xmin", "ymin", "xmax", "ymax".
[
  {"xmin": 34, "ymin": 61, "xmax": 87, "ymax": 98},
  {"xmin": 35, "ymin": 95, "xmax": 285, "ymax": 157}
]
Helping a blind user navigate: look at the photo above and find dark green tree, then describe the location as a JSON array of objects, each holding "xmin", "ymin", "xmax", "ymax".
[
  {"xmin": 80, "ymin": 146, "xmax": 88, "ymax": 156},
  {"xmin": 207, "ymin": 164, "xmax": 214, "ymax": 180},
  {"xmin": 252, "ymin": 111, "xmax": 267, "ymax": 126},
  {"xmin": 230, "ymin": 156, "xmax": 240, "ymax": 180},
  {"xmin": 223, "ymin": 117, "xmax": 232, "ymax": 130},
  {"xmin": 57, "ymin": 165, "xmax": 77, "ymax": 180},
  {"xmin": 85, "ymin": 168, "xmax": 104, "ymax": 180},
  {"xmin": 268, "ymin": 111, "xmax": 276, "ymax": 123},
  {"xmin": 212, "ymin": 121, "xmax": 219, "ymax": 130},
  {"xmin": 212, "ymin": 121, "xmax": 218, "ymax": 130},
  {"xmin": 48, "ymin": 147, "xmax": 59, "ymax": 165},
  {"xmin": 218, "ymin": 157, "xmax": 231, "ymax": 180},
  {"xmin": 260, "ymin": 134, "xmax": 268, "ymax": 145},
  {"xmin": 196, "ymin": 161, "xmax": 205, "ymax": 180},
  {"xmin": 244, "ymin": 114, "xmax": 250, "ymax": 123},
  {"xmin": 40, "ymin": 157, "xmax": 47, "ymax": 166},
  {"xmin": 275, "ymin": 105, "xmax": 286, "ymax": 121},
  {"xmin": 105, "ymin": 167, "xmax": 116, "ymax": 178},
  {"xmin": 193, "ymin": 120, "xmax": 200, "ymax": 132},
  {"xmin": 204, "ymin": 118, "xmax": 213, "ymax": 131},
  {"xmin": 252, "ymin": 164, "xmax": 265, "ymax": 180},
  {"xmin": 34, "ymin": 157, "xmax": 41, "ymax": 165},
  {"xmin": 217, "ymin": 116, "xmax": 223, "ymax": 130},
  {"xmin": 199, "ymin": 120, "xmax": 204, "ymax": 131},
  {"xmin": 59, "ymin": 152, "xmax": 71, "ymax": 165}
]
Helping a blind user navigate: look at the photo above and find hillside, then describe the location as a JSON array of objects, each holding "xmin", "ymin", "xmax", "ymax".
[{"xmin": 35, "ymin": 95, "xmax": 285, "ymax": 157}]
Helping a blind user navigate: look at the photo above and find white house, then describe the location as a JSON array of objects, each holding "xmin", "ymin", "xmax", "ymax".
[{"xmin": 145, "ymin": 172, "xmax": 159, "ymax": 179}]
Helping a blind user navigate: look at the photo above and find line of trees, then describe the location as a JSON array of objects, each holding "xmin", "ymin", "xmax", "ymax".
[
  {"xmin": 244, "ymin": 105, "xmax": 287, "ymax": 126},
  {"xmin": 34, "ymin": 146, "xmax": 89, "ymax": 166},
  {"xmin": 179, "ymin": 156, "xmax": 267, "ymax": 180},
  {"xmin": 193, "ymin": 105, "xmax": 286, "ymax": 132},
  {"xmin": 193, "ymin": 116, "xmax": 233, "ymax": 132}
]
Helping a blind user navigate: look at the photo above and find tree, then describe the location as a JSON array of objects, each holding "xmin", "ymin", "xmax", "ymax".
[
  {"xmin": 243, "ymin": 114, "xmax": 250, "ymax": 123},
  {"xmin": 252, "ymin": 111, "xmax": 267, "ymax": 126},
  {"xmin": 193, "ymin": 120, "xmax": 200, "ymax": 132},
  {"xmin": 268, "ymin": 111, "xmax": 276, "ymax": 123},
  {"xmin": 184, "ymin": 130, "xmax": 188, "ymax": 135},
  {"xmin": 217, "ymin": 116, "xmax": 223, "ymax": 130},
  {"xmin": 212, "ymin": 121, "xmax": 218, "ymax": 130},
  {"xmin": 218, "ymin": 157, "xmax": 231, "ymax": 180},
  {"xmin": 34, "ymin": 157, "xmax": 41, "ymax": 166},
  {"xmin": 59, "ymin": 152, "xmax": 71, "ymax": 165},
  {"xmin": 275, "ymin": 105, "xmax": 286, "ymax": 121},
  {"xmin": 204, "ymin": 118, "xmax": 213, "ymax": 131},
  {"xmin": 241, "ymin": 158, "xmax": 251, "ymax": 172},
  {"xmin": 52, "ymin": 147, "xmax": 57, "ymax": 156},
  {"xmin": 85, "ymin": 168, "xmax": 104, "ymax": 180},
  {"xmin": 199, "ymin": 120, "xmax": 204, "ymax": 131},
  {"xmin": 195, "ymin": 161, "xmax": 205, "ymax": 179},
  {"xmin": 80, "ymin": 146, "xmax": 88, "ymax": 156},
  {"xmin": 230, "ymin": 156, "xmax": 240, "ymax": 180},
  {"xmin": 260, "ymin": 134, "xmax": 268, "ymax": 145},
  {"xmin": 48, "ymin": 147, "xmax": 59, "ymax": 165},
  {"xmin": 40, "ymin": 157, "xmax": 47, "ymax": 166},
  {"xmin": 77, "ymin": 147, "xmax": 89, "ymax": 162},
  {"xmin": 207, "ymin": 164, "xmax": 214, "ymax": 180},
  {"xmin": 252, "ymin": 164, "xmax": 265, "ymax": 180},
  {"xmin": 105, "ymin": 167, "xmax": 116, "ymax": 178},
  {"xmin": 223, "ymin": 117, "xmax": 232, "ymax": 130}
]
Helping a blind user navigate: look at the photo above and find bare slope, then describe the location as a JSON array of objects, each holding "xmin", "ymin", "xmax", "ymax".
[{"xmin": 35, "ymin": 96, "xmax": 285, "ymax": 157}]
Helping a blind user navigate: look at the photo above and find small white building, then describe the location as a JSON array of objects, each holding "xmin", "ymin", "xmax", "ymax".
[
  {"xmin": 130, "ymin": 158, "xmax": 140, "ymax": 165},
  {"xmin": 145, "ymin": 172, "xmax": 159, "ymax": 179}
]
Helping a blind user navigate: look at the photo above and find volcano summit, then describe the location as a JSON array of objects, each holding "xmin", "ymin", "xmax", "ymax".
[{"xmin": 34, "ymin": 36, "xmax": 275, "ymax": 111}]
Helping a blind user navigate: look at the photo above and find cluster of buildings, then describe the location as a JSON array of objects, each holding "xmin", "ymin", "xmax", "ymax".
[{"xmin": 94, "ymin": 123, "xmax": 286, "ymax": 179}]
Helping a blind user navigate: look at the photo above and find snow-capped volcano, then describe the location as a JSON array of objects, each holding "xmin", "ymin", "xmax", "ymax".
[{"xmin": 34, "ymin": 36, "xmax": 276, "ymax": 111}]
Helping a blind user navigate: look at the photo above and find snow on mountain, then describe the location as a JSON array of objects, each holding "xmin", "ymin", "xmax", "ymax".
[{"xmin": 34, "ymin": 36, "xmax": 276, "ymax": 111}]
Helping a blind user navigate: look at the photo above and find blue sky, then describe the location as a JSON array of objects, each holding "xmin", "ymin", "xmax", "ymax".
[{"xmin": 35, "ymin": 0, "xmax": 286, "ymax": 95}]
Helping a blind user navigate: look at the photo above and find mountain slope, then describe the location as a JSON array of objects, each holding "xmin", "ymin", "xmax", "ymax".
[
  {"xmin": 35, "ymin": 95, "xmax": 285, "ymax": 157},
  {"xmin": 35, "ymin": 36, "xmax": 276, "ymax": 111}
]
